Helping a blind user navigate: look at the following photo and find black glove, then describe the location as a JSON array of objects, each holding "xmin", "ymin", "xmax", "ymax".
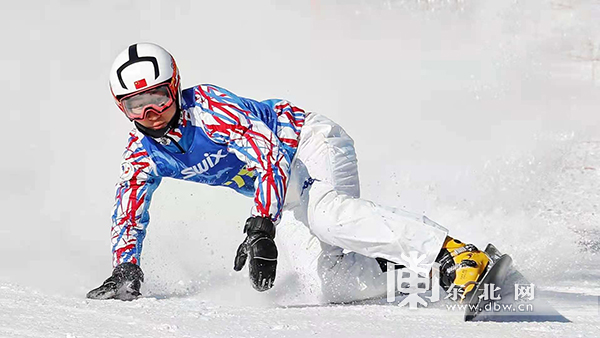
[
  {"xmin": 86, "ymin": 262, "xmax": 144, "ymax": 301},
  {"xmin": 233, "ymin": 216, "xmax": 278, "ymax": 291}
]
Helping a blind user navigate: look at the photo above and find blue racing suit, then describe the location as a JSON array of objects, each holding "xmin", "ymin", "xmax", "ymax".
[{"xmin": 111, "ymin": 84, "xmax": 306, "ymax": 267}]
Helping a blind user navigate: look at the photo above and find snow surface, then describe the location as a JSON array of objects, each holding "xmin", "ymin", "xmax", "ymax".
[{"xmin": 1, "ymin": 0, "xmax": 600, "ymax": 337}]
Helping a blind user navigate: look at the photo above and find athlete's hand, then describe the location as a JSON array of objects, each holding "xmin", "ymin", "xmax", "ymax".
[{"xmin": 233, "ymin": 216, "xmax": 278, "ymax": 291}]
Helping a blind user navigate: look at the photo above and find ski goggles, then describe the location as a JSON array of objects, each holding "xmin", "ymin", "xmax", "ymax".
[{"xmin": 119, "ymin": 83, "xmax": 175, "ymax": 121}]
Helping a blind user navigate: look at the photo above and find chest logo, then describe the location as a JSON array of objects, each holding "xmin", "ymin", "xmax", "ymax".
[{"xmin": 181, "ymin": 150, "xmax": 227, "ymax": 179}]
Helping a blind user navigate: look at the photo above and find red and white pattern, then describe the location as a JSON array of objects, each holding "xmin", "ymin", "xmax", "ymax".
[
  {"xmin": 195, "ymin": 85, "xmax": 304, "ymax": 222},
  {"xmin": 273, "ymin": 100, "xmax": 305, "ymax": 149},
  {"xmin": 111, "ymin": 130, "xmax": 161, "ymax": 267}
]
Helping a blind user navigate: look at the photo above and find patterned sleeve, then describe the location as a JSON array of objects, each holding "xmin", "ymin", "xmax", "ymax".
[
  {"xmin": 111, "ymin": 130, "xmax": 162, "ymax": 267},
  {"xmin": 195, "ymin": 85, "xmax": 291, "ymax": 222}
]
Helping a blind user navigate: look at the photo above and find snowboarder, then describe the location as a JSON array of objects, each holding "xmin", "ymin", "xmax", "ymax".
[{"xmin": 87, "ymin": 43, "xmax": 490, "ymax": 302}]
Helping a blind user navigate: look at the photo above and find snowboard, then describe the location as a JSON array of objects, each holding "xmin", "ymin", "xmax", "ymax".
[{"xmin": 464, "ymin": 244, "xmax": 513, "ymax": 322}]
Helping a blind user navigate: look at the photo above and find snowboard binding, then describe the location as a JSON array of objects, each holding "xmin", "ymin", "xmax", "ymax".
[
  {"xmin": 463, "ymin": 244, "xmax": 513, "ymax": 321},
  {"xmin": 436, "ymin": 237, "xmax": 491, "ymax": 301}
]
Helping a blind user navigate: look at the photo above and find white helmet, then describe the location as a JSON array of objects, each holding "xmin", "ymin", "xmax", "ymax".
[{"xmin": 109, "ymin": 43, "xmax": 180, "ymax": 117}]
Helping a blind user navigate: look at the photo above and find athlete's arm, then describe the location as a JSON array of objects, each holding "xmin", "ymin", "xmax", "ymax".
[
  {"xmin": 111, "ymin": 130, "xmax": 162, "ymax": 267},
  {"xmin": 195, "ymin": 85, "xmax": 291, "ymax": 222}
]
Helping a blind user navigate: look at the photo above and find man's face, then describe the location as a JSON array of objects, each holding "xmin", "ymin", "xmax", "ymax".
[{"xmin": 134, "ymin": 104, "xmax": 177, "ymax": 130}]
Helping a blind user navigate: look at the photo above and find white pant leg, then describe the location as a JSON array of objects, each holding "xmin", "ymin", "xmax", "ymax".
[
  {"xmin": 276, "ymin": 211, "xmax": 392, "ymax": 303},
  {"xmin": 288, "ymin": 113, "xmax": 448, "ymax": 300},
  {"xmin": 316, "ymin": 242, "xmax": 392, "ymax": 303}
]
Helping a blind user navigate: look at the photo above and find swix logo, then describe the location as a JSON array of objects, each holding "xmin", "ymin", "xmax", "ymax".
[{"xmin": 181, "ymin": 150, "xmax": 227, "ymax": 179}]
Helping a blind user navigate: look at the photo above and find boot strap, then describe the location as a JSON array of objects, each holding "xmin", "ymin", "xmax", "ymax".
[{"xmin": 449, "ymin": 244, "xmax": 478, "ymax": 258}]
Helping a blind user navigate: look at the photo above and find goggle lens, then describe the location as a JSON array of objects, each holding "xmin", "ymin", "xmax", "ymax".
[{"xmin": 120, "ymin": 85, "xmax": 174, "ymax": 120}]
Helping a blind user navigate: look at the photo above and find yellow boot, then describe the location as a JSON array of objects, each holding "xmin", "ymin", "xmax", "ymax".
[{"xmin": 436, "ymin": 236, "xmax": 490, "ymax": 301}]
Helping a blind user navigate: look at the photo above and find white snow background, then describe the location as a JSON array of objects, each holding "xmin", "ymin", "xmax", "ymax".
[{"xmin": 1, "ymin": 0, "xmax": 599, "ymax": 337}]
